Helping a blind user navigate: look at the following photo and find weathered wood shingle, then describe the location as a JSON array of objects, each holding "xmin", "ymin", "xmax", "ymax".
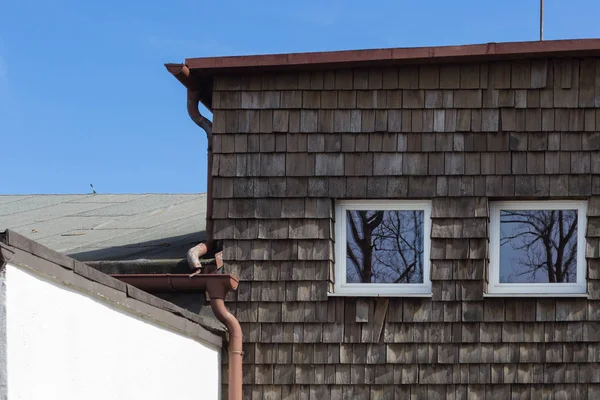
[{"xmin": 211, "ymin": 56, "xmax": 600, "ymax": 398}]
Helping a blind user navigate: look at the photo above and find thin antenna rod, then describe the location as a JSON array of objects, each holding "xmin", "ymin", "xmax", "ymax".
[{"xmin": 540, "ymin": 0, "xmax": 544, "ymax": 40}]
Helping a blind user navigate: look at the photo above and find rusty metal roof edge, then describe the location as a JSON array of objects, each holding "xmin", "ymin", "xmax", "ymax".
[{"xmin": 181, "ymin": 38, "xmax": 600, "ymax": 71}]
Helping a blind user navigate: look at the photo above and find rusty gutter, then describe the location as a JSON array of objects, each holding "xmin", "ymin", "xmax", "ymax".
[
  {"xmin": 111, "ymin": 273, "xmax": 235, "ymax": 293},
  {"xmin": 112, "ymin": 273, "xmax": 242, "ymax": 400},
  {"xmin": 85, "ymin": 258, "xmax": 217, "ymax": 275}
]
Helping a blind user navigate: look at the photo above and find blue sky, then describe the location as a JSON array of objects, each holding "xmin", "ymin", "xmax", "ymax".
[{"xmin": 1, "ymin": 0, "xmax": 599, "ymax": 194}]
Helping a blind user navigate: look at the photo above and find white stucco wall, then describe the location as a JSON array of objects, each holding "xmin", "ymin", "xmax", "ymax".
[{"xmin": 5, "ymin": 263, "xmax": 220, "ymax": 400}]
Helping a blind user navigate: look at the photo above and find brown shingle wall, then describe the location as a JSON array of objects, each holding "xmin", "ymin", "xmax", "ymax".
[{"xmin": 212, "ymin": 58, "xmax": 600, "ymax": 399}]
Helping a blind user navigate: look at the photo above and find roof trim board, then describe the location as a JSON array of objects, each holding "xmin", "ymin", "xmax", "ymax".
[
  {"xmin": 184, "ymin": 39, "xmax": 600, "ymax": 71},
  {"xmin": 0, "ymin": 229, "xmax": 225, "ymax": 344}
]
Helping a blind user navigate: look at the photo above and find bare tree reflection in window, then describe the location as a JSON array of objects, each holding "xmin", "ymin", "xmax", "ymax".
[
  {"xmin": 346, "ymin": 210, "xmax": 424, "ymax": 283},
  {"xmin": 500, "ymin": 210, "xmax": 578, "ymax": 283}
]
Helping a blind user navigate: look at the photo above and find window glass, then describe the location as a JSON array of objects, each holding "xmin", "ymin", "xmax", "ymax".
[
  {"xmin": 333, "ymin": 200, "xmax": 431, "ymax": 296},
  {"xmin": 346, "ymin": 210, "xmax": 424, "ymax": 284},
  {"xmin": 499, "ymin": 209, "xmax": 578, "ymax": 284},
  {"xmin": 488, "ymin": 200, "xmax": 587, "ymax": 296}
]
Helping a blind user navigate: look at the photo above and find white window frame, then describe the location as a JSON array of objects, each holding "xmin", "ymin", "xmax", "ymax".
[
  {"xmin": 488, "ymin": 200, "xmax": 588, "ymax": 296},
  {"xmin": 332, "ymin": 200, "xmax": 432, "ymax": 297}
]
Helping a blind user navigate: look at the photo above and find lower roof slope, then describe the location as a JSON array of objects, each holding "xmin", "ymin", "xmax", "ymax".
[
  {"xmin": 0, "ymin": 194, "xmax": 207, "ymax": 261},
  {"xmin": 0, "ymin": 229, "xmax": 224, "ymax": 337}
]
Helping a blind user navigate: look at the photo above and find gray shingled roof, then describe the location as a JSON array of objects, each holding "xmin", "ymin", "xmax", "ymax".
[
  {"xmin": 0, "ymin": 194, "xmax": 223, "ymax": 333},
  {"xmin": 0, "ymin": 194, "xmax": 207, "ymax": 261}
]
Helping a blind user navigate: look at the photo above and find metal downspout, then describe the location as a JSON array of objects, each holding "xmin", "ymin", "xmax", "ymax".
[
  {"xmin": 182, "ymin": 88, "xmax": 240, "ymax": 397},
  {"xmin": 187, "ymin": 89, "xmax": 214, "ymax": 254},
  {"xmin": 207, "ymin": 281, "xmax": 243, "ymax": 400},
  {"xmin": 187, "ymin": 89, "xmax": 215, "ymax": 268},
  {"xmin": 164, "ymin": 64, "xmax": 241, "ymax": 400},
  {"xmin": 165, "ymin": 64, "xmax": 214, "ymax": 269}
]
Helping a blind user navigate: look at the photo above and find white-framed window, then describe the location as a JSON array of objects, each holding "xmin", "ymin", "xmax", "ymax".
[
  {"xmin": 488, "ymin": 200, "xmax": 588, "ymax": 296},
  {"xmin": 332, "ymin": 200, "xmax": 432, "ymax": 296}
]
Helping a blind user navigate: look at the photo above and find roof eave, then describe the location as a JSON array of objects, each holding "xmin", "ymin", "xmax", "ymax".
[
  {"xmin": 183, "ymin": 38, "xmax": 600, "ymax": 72},
  {"xmin": 167, "ymin": 38, "xmax": 600, "ymax": 111},
  {"xmin": 165, "ymin": 63, "xmax": 214, "ymax": 110}
]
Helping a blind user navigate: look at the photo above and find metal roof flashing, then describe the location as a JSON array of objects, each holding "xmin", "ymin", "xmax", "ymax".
[{"xmin": 185, "ymin": 39, "xmax": 600, "ymax": 69}]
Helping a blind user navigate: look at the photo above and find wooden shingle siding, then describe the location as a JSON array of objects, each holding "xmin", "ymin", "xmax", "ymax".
[{"xmin": 212, "ymin": 57, "xmax": 600, "ymax": 399}]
